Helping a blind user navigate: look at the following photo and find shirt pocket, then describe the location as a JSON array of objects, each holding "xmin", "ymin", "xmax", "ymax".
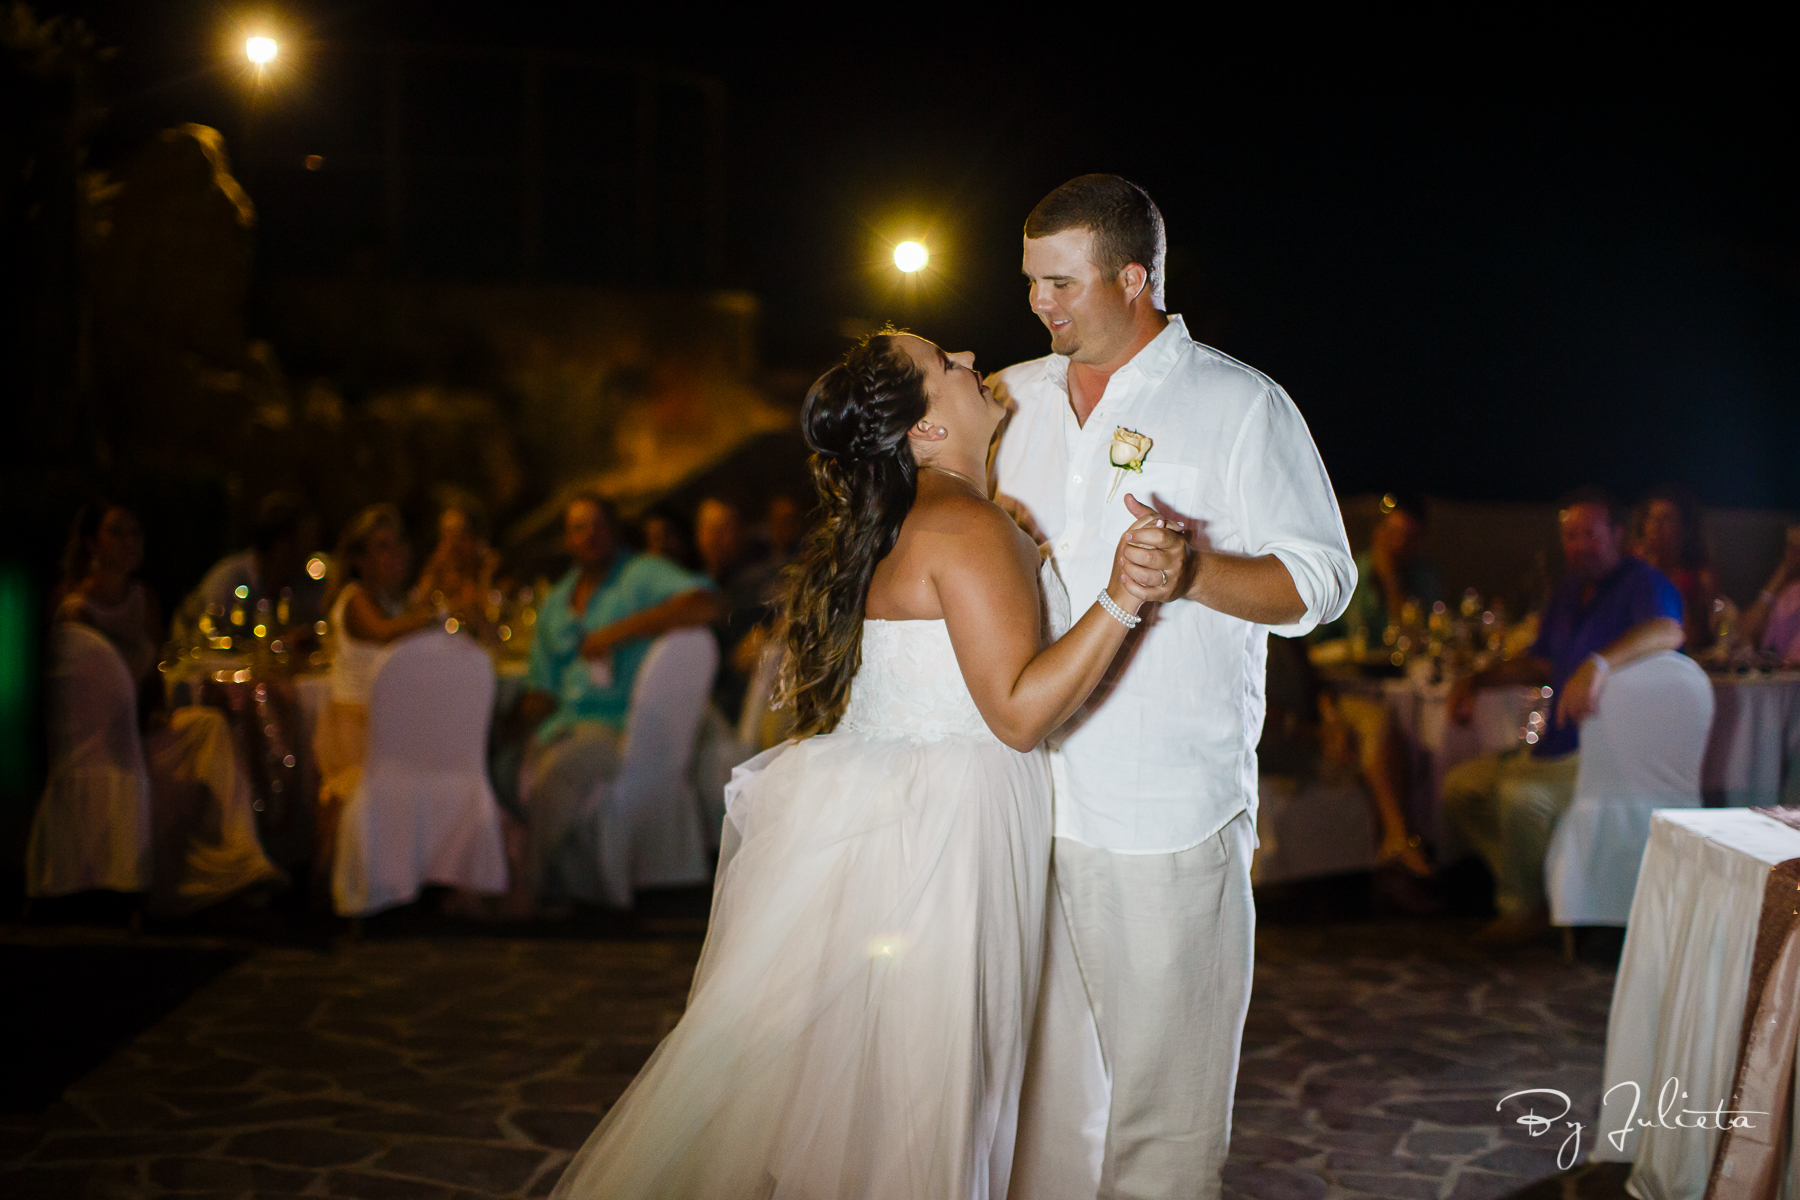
[{"xmin": 1104, "ymin": 461, "xmax": 1201, "ymax": 538}]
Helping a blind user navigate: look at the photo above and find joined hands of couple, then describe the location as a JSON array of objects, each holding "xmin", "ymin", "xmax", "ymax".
[{"xmin": 1111, "ymin": 493, "xmax": 1194, "ymax": 606}]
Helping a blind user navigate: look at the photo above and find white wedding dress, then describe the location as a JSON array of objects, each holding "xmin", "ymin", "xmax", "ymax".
[{"xmin": 552, "ymin": 564, "xmax": 1070, "ymax": 1200}]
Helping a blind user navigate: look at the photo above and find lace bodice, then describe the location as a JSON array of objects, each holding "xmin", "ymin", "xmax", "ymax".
[{"xmin": 839, "ymin": 557, "xmax": 1070, "ymax": 743}]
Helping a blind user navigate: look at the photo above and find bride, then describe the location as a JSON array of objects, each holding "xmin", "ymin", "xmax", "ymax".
[{"xmin": 552, "ymin": 331, "xmax": 1162, "ymax": 1199}]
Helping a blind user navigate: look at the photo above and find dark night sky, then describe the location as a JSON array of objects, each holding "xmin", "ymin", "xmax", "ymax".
[{"xmin": 42, "ymin": 4, "xmax": 1800, "ymax": 509}]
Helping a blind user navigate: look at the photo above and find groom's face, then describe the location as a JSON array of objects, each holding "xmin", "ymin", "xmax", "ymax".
[{"xmin": 1022, "ymin": 227, "xmax": 1131, "ymax": 364}]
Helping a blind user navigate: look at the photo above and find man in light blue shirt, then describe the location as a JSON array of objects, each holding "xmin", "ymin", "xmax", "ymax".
[{"xmin": 516, "ymin": 494, "xmax": 718, "ymax": 903}]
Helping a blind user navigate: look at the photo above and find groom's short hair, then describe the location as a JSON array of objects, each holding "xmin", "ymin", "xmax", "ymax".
[{"xmin": 1025, "ymin": 175, "xmax": 1166, "ymax": 305}]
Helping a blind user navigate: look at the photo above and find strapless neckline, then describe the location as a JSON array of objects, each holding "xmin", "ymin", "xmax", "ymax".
[{"xmin": 840, "ymin": 559, "xmax": 1070, "ymax": 744}]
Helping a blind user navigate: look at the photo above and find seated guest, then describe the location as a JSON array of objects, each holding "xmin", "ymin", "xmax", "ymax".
[
  {"xmin": 695, "ymin": 496, "xmax": 781, "ymax": 723},
  {"xmin": 763, "ymin": 494, "xmax": 804, "ymax": 567},
  {"xmin": 54, "ymin": 502, "xmax": 283, "ymax": 912},
  {"xmin": 1444, "ymin": 486, "xmax": 1684, "ymax": 946},
  {"xmin": 168, "ymin": 492, "xmax": 325, "ymax": 654},
  {"xmin": 514, "ymin": 493, "xmax": 719, "ymax": 902},
  {"xmin": 1310, "ymin": 492, "xmax": 1439, "ymax": 876},
  {"xmin": 639, "ymin": 501, "xmax": 699, "ymax": 570},
  {"xmin": 1632, "ymin": 485, "xmax": 1720, "ymax": 652},
  {"xmin": 1320, "ymin": 491, "xmax": 1443, "ymax": 641},
  {"xmin": 411, "ymin": 487, "xmax": 500, "ymax": 615},
  {"xmin": 1259, "ymin": 635, "xmax": 1433, "ymax": 888},
  {"xmin": 1736, "ymin": 524, "xmax": 1800, "ymax": 664},
  {"xmin": 313, "ymin": 505, "xmax": 444, "ymax": 813}
]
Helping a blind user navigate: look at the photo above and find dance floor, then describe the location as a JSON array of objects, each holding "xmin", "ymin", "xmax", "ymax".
[
  {"xmin": 2, "ymin": 912, "xmax": 1621, "ymax": 1199},
  {"xmin": 1226, "ymin": 922, "xmax": 1623, "ymax": 1200}
]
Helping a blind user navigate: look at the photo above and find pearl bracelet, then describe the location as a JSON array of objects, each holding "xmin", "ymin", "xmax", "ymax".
[{"xmin": 1097, "ymin": 589, "xmax": 1142, "ymax": 629}]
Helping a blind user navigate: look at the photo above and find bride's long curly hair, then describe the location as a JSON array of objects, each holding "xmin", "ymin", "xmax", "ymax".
[{"xmin": 773, "ymin": 332, "xmax": 929, "ymax": 736}]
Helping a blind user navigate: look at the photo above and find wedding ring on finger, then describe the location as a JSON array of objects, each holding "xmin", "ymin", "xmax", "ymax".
[{"xmin": 1160, "ymin": 569, "xmax": 1168, "ymax": 587}]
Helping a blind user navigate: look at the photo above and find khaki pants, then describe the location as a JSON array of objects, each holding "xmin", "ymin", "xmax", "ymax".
[
  {"xmin": 1014, "ymin": 811, "xmax": 1257, "ymax": 1200},
  {"xmin": 523, "ymin": 721, "xmax": 623, "ymax": 899},
  {"xmin": 1441, "ymin": 747, "xmax": 1580, "ymax": 916}
]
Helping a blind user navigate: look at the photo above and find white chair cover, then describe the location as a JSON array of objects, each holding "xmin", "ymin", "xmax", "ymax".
[
  {"xmin": 27, "ymin": 623, "xmax": 153, "ymax": 896},
  {"xmin": 332, "ymin": 631, "xmax": 508, "ymax": 916},
  {"xmin": 1546, "ymin": 651, "xmax": 1714, "ymax": 926},
  {"xmin": 578, "ymin": 628, "xmax": 718, "ymax": 907}
]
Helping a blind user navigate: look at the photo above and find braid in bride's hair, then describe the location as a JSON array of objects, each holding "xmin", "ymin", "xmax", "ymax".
[{"xmin": 773, "ymin": 332, "xmax": 928, "ymax": 736}]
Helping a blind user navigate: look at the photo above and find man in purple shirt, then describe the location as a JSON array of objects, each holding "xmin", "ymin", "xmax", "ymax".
[{"xmin": 1444, "ymin": 487, "xmax": 1685, "ymax": 946}]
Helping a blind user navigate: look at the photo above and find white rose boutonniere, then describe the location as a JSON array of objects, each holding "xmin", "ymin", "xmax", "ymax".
[{"xmin": 1107, "ymin": 426, "xmax": 1153, "ymax": 501}]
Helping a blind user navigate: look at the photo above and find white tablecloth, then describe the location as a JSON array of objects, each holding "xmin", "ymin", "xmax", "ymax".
[
  {"xmin": 1595, "ymin": 808, "xmax": 1800, "ymax": 1197},
  {"xmin": 1368, "ymin": 671, "xmax": 1800, "ymax": 847},
  {"xmin": 1703, "ymin": 673, "xmax": 1800, "ymax": 809}
]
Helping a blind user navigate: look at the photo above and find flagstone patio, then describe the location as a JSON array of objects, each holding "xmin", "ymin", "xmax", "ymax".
[{"xmin": 1, "ymin": 917, "xmax": 1621, "ymax": 1199}]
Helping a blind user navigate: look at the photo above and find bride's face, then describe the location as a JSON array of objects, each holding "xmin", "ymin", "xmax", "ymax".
[{"xmin": 894, "ymin": 335, "xmax": 1004, "ymax": 450}]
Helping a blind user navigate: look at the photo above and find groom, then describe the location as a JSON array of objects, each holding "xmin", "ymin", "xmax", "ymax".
[{"xmin": 992, "ymin": 175, "xmax": 1355, "ymax": 1198}]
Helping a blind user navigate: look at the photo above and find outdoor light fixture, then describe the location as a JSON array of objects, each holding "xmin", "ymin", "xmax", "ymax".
[
  {"xmin": 894, "ymin": 241, "xmax": 929, "ymax": 273},
  {"xmin": 246, "ymin": 36, "xmax": 277, "ymax": 64}
]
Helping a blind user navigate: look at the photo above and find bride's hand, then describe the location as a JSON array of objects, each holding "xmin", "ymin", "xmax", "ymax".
[{"xmin": 1107, "ymin": 513, "xmax": 1164, "ymax": 610}]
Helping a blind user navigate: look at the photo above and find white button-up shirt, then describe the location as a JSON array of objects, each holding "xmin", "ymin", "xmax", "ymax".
[{"xmin": 992, "ymin": 315, "xmax": 1355, "ymax": 853}]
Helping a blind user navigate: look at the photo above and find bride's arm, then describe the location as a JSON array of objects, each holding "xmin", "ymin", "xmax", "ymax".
[{"xmin": 937, "ymin": 497, "xmax": 1155, "ymax": 753}]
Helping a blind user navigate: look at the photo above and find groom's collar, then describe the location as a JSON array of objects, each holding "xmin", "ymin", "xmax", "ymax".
[{"xmin": 1046, "ymin": 313, "xmax": 1189, "ymax": 389}]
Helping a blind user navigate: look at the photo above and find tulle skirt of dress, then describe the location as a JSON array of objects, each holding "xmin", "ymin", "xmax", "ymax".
[{"xmin": 551, "ymin": 727, "xmax": 1052, "ymax": 1200}]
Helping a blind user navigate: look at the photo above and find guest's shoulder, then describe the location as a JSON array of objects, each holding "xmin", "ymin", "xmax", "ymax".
[
  {"xmin": 52, "ymin": 589, "xmax": 87, "ymax": 622},
  {"xmin": 199, "ymin": 550, "xmax": 254, "ymax": 589},
  {"xmin": 539, "ymin": 564, "xmax": 580, "ymax": 605},
  {"xmin": 1623, "ymin": 556, "xmax": 1682, "ymax": 604},
  {"xmin": 621, "ymin": 551, "xmax": 712, "ymax": 593}
]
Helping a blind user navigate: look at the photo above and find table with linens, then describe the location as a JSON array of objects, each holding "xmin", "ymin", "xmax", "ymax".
[
  {"xmin": 1593, "ymin": 807, "xmax": 1800, "ymax": 1199},
  {"xmin": 1703, "ymin": 671, "xmax": 1800, "ymax": 809},
  {"xmin": 1318, "ymin": 662, "xmax": 1800, "ymax": 849},
  {"xmin": 1316, "ymin": 663, "xmax": 1539, "ymax": 847},
  {"xmin": 165, "ymin": 647, "xmax": 531, "ymax": 868},
  {"xmin": 163, "ymin": 655, "xmax": 315, "ymax": 867}
]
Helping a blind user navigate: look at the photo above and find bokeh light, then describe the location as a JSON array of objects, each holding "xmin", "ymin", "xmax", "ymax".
[
  {"xmin": 246, "ymin": 36, "xmax": 277, "ymax": 64},
  {"xmin": 893, "ymin": 240, "xmax": 928, "ymax": 273}
]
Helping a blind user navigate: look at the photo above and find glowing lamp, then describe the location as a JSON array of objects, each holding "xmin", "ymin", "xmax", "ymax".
[
  {"xmin": 893, "ymin": 241, "xmax": 929, "ymax": 273},
  {"xmin": 246, "ymin": 36, "xmax": 277, "ymax": 64}
]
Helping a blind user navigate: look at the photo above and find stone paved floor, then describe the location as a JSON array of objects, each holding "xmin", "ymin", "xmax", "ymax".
[
  {"xmin": 1226, "ymin": 924, "xmax": 1619, "ymax": 1200},
  {"xmin": 2, "ymin": 918, "xmax": 1619, "ymax": 1199}
]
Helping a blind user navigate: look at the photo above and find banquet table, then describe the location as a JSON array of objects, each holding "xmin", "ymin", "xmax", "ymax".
[
  {"xmin": 1594, "ymin": 808, "xmax": 1800, "ymax": 1199},
  {"xmin": 1334, "ymin": 668, "xmax": 1800, "ymax": 847},
  {"xmin": 1331, "ymin": 672, "xmax": 1538, "ymax": 846},
  {"xmin": 166, "ymin": 648, "xmax": 530, "ymax": 867},
  {"xmin": 1703, "ymin": 671, "xmax": 1800, "ymax": 809},
  {"xmin": 163, "ymin": 656, "xmax": 313, "ymax": 867}
]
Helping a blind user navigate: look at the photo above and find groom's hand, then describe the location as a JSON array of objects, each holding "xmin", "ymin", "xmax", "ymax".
[{"xmin": 1122, "ymin": 494, "xmax": 1191, "ymax": 603}]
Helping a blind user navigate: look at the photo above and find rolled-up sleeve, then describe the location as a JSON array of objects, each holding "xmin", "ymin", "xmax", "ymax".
[{"xmin": 1231, "ymin": 384, "xmax": 1356, "ymax": 638}]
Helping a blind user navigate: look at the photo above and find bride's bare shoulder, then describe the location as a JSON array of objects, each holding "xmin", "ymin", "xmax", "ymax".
[{"xmin": 908, "ymin": 487, "xmax": 1038, "ymax": 572}]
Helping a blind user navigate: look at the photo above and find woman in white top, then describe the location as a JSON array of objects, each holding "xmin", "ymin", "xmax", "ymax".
[
  {"xmin": 410, "ymin": 489, "xmax": 500, "ymax": 629},
  {"xmin": 53, "ymin": 502, "xmax": 283, "ymax": 912},
  {"xmin": 312, "ymin": 506, "xmax": 443, "ymax": 865}
]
